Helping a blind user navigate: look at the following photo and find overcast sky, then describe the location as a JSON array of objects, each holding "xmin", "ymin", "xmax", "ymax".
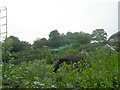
[{"xmin": 0, "ymin": 0, "xmax": 119, "ymax": 44}]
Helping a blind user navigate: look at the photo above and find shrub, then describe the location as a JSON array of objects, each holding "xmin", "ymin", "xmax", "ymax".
[{"xmin": 2, "ymin": 49, "xmax": 119, "ymax": 88}]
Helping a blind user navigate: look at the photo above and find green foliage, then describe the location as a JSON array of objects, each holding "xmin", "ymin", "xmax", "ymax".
[
  {"xmin": 66, "ymin": 32, "xmax": 91, "ymax": 44},
  {"xmin": 33, "ymin": 38, "xmax": 48, "ymax": 49},
  {"xmin": 33, "ymin": 30, "xmax": 92, "ymax": 48},
  {"xmin": 45, "ymin": 50, "xmax": 56, "ymax": 64},
  {"xmin": 91, "ymin": 29, "xmax": 107, "ymax": 44},
  {"xmin": 2, "ymin": 49, "xmax": 119, "ymax": 88},
  {"xmin": 3, "ymin": 36, "xmax": 23, "ymax": 52},
  {"xmin": 2, "ymin": 36, "xmax": 31, "ymax": 62},
  {"xmin": 1, "ymin": 30, "xmax": 118, "ymax": 89},
  {"xmin": 20, "ymin": 41, "xmax": 31, "ymax": 51},
  {"xmin": 2, "ymin": 36, "xmax": 31, "ymax": 52},
  {"xmin": 49, "ymin": 30, "xmax": 62, "ymax": 48},
  {"xmin": 7, "ymin": 49, "xmax": 46, "ymax": 64}
]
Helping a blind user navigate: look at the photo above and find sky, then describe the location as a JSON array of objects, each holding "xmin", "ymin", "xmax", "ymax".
[{"xmin": 0, "ymin": 0, "xmax": 119, "ymax": 44}]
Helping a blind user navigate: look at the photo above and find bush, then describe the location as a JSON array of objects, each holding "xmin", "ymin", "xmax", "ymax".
[{"xmin": 2, "ymin": 48, "xmax": 119, "ymax": 88}]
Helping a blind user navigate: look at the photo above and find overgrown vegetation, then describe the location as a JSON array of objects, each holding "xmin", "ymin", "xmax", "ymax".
[
  {"xmin": 2, "ymin": 49, "xmax": 119, "ymax": 88},
  {"xmin": 1, "ymin": 29, "xmax": 119, "ymax": 89}
]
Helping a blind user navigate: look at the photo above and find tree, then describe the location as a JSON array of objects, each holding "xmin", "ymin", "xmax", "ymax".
[
  {"xmin": 60, "ymin": 33, "xmax": 68, "ymax": 46},
  {"xmin": 21, "ymin": 41, "xmax": 31, "ymax": 51},
  {"xmin": 49, "ymin": 30, "xmax": 61, "ymax": 41},
  {"xmin": 33, "ymin": 38, "xmax": 48, "ymax": 49},
  {"xmin": 78, "ymin": 32, "xmax": 91, "ymax": 44},
  {"xmin": 49, "ymin": 30, "xmax": 62, "ymax": 48},
  {"xmin": 91, "ymin": 29, "xmax": 107, "ymax": 44},
  {"xmin": 2, "ymin": 36, "xmax": 27, "ymax": 62},
  {"xmin": 3, "ymin": 36, "xmax": 22, "ymax": 52},
  {"xmin": 66, "ymin": 31, "xmax": 91, "ymax": 44},
  {"xmin": 3, "ymin": 36, "xmax": 31, "ymax": 52},
  {"xmin": 66, "ymin": 32, "xmax": 74, "ymax": 43}
]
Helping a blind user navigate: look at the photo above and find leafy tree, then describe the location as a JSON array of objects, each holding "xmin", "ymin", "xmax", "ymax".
[
  {"xmin": 2, "ymin": 36, "xmax": 20, "ymax": 62},
  {"xmin": 91, "ymin": 29, "xmax": 107, "ymax": 44},
  {"xmin": 2, "ymin": 36, "xmax": 31, "ymax": 62},
  {"xmin": 66, "ymin": 32, "xmax": 74, "ymax": 43},
  {"xmin": 78, "ymin": 32, "xmax": 91, "ymax": 44},
  {"xmin": 3, "ymin": 36, "xmax": 31, "ymax": 53},
  {"xmin": 60, "ymin": 33, "xmax": 69, "ymax": 46},
  {"xmin": 49, "ymin": 30, "xmax": 62, "ymax": 48},
  {"xmin": 33, "ymin": 38, "xmax": 48, "ymax": 49},
  {"xmin": 49, "ymin": 30, "xmax": 60, "ymax": 40},
  {"xmin": 66, "ymin": 31, "xmax": 91, "ymax": 44},
  {"xmin": 3, "ymin": 36, "xmax": 22, "ymax": 52},
  {"xmin": 21, "ymin": 41, "xmax": 31, "ymax": 51}
]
